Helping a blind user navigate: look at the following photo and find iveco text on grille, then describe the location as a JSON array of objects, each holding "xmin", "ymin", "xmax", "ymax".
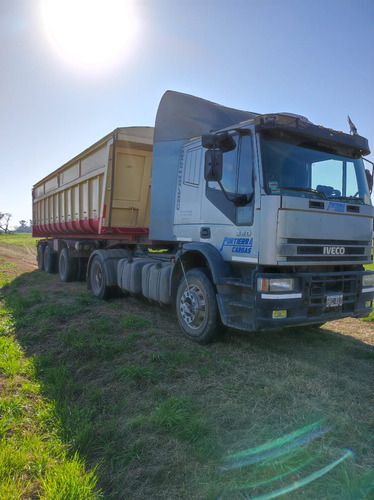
[{"xmin": 323, "ymin": 246, "xmax": 346, "ymax": 255}]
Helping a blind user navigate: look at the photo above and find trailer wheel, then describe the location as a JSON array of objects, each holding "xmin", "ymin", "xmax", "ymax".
[
  {"xmin": 176, "ymin": 268, "xmax": 219, "ymax": 344},
  {"xmin": 43, "ymin": 246, "xmax": 57, "ymax": 274},
  {"xmin": 59, "ymin": 248, "xmax": 78, "ymax": 282},
  {"xmin": 37, "ymin": 245, "xmax": 44, "ymax": 271},
  {"xmin": 90, "ymin": 254, "xmax": 110, "ymax": 300}
]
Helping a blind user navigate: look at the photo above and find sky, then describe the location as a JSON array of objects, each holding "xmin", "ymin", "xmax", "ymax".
[{"xmin": 1, "ymin": 0, "xmax": 373, "ymax": 229}]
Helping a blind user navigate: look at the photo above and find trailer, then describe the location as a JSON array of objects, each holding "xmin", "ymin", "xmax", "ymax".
[{"xmin": 33, "ymin": 91, "xmax": 374, "ymax": 343}]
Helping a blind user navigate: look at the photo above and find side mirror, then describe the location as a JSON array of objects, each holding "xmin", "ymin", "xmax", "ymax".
[
  {"xmin": 202, "ymin": 133, "xmax": 215, "ymax": 149},
  {"xmin": 201, "ymin": 132, "xmax": 237, "ymax": 153},
  {"xmin": 365, "ymin": 169, "xmax": 373, "ymax": 193},
  {"xmin": 204, "ymin": 150, "xmax": 223, "ymax": 182},
  {"xmin": 218, "ymin": 132, "xmax": 237, "ymax": 153}
]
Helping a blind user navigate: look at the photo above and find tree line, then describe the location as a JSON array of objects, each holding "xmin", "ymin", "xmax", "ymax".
[{"xmin": 0, "ymin": 213, "xmax": 32, "ymax": 233}]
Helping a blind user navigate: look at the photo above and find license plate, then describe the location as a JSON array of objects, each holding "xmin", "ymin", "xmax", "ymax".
[{"xmin": 326, "ymin": 294, "xmax": 343, "ymax": 308}]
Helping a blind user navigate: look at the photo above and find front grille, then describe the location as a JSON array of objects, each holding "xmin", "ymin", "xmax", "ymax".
[
  {"xmin": 307, "ymin": 273, "xmax": 357, "ymax": 315},
  {"xmin": 297, "ymin": 246, "xmax": 364, "ymax": 255},
  {"xmin": 279, "ymin": 238, "xmax": 371, "ymax": 263}
]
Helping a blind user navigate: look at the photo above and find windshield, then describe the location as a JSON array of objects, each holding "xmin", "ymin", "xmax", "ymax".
[{"xmin": 261, "ymin": 131, "xmax": 371, "ymax": 205}]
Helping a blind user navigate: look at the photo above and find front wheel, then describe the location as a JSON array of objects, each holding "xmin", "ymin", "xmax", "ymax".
[{"xmin": 176, "ymin": 268, "xmax": 219, "ymax": 344}]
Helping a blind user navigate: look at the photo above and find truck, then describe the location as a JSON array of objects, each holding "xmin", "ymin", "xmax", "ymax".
[{"xmin": 33, "ymin": 91, "xmax": 374, "ymax": 344}]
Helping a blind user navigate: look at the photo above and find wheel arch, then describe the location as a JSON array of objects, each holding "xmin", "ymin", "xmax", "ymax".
[{"xmin": 171, "ymin": 242, "xmax": 231, "ymax": 307}]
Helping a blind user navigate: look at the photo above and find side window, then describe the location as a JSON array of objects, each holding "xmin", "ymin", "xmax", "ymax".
[
  {"xmin": 207, "ymin": 135, "xmax": 254, "ymax": 195},
  {"xmin": 184, "ymin": 147, "xmax": 202, "ymax": 186},
  {"xmin": 346, "ymin": 161, "xmax": 359, "ymax": 197},
  {"xmin": 205, "ymin": 134, "xmax": 254, "ymax": 225},
  {"xmin": 208, "ymin": 136, "xmax": 239, "ymax": 192}
]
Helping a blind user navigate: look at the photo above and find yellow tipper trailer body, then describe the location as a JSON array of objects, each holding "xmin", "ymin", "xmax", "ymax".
[{"xmin": 32, "ymin": 127, "xmax": 154, "ymax": 240}]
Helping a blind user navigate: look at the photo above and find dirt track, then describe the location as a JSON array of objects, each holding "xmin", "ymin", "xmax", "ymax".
[{"xmin": 0, "ymin": 242, "xmax": 37, "ymax": 273}]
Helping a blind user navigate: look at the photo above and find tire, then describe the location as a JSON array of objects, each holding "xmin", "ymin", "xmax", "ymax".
[
  {"xmin": 37, "ymin": 245, "xmax": 44, "ymax": 271},
  {"xmin": 176, "ymin": 268, "xmax": 219, "ymax": 344},
  {"xmin": 89, "ymin": 254, "xmax": 111, "ymax": 300},
  {"xmin": 59, "ymin": 247, "xmax": 78, "ymax": 282},
  {"xmin": 43, "ymin": 246, "xmax": 58, "ymax": 273}
]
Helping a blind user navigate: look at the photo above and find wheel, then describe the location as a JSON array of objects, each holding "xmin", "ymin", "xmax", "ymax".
[
  {"xmin": 59, "ymin": 247, "xmax": 78, "ymax": 282},
  {"xmin": 176, "ymin": 268, "xmax": 219, "ymax": 344},
  {"xmin": 43, "ymin": 246, "xmax": 58, "ymax": 273},
  {"xmin": 37, "ymin": 245, "xmax": 44, "ymax": 271},
  {"xmin": 89, "ymin": 254, "xmax": 111, "ymax": 300}
]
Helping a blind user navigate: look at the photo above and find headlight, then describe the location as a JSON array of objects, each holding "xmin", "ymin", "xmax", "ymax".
[
  {"xmin": 257, "ymin": 278, "xmax": 294, "ymax": 292},
  {"xmin": 362, "ymin": 274, "xmax": 374, "ymax": 288}
]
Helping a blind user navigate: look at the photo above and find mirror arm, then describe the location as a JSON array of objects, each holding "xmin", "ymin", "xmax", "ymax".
[
  {"xmin": 217, "ymin": 180, "xmax": 250, "ymax": 207},
  {"xmin": 218, "ymin": 180, "xmax": 234, "ymax": 203},
  {"xmin": 362, "ymin": 157, "xmax": 374, "ymax": 194},
  {"xmin": 363, "ymin": 157, "xmax": 374, "ymax": 169}
]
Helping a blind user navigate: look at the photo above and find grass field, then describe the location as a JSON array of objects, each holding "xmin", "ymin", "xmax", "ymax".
[
  {"xmin": 0, "ymin": 232, "xmax": 37, "ymax": 246},
  {"xmin": 1, "ymin": 234, "xmax": 374, "ymax": 499}
]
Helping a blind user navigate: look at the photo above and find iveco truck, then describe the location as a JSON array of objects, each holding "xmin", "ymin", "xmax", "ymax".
[{"xmin": 33, "ymin": 91, "xmax": 374, "ymax": 343}]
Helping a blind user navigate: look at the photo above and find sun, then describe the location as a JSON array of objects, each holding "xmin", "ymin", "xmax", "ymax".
[{"xmin": 40, "ymin": 0, "xmax": 138, "ymax": 73}]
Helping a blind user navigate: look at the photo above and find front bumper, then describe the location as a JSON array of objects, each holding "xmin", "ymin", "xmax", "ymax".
[{"xmin": 254, "ymin": 270, "xmax": 374, "ymax": 329}]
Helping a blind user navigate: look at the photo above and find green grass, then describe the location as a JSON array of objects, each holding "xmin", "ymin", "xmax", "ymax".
[
  {"xmin": 0, "ymin": 319, "xmax": 100, "ymax": 499},
  {"xmin": 0, "ymin": 232, "xmax": 37, "ymax": 247},
  {"xmin": 120, "ymin": 313, "xmax": 152, "ymax": 330},
  {"xmin": 0, "ymin": 252, "xmax": 100, "ymax": 499},
  {"xmin": 0, "ymin": 259, "xmax": 16, "ymax": 288},
  {"xmin": 153, "ymin": 394, "xmax": 210, "ymax": 450},
  {"xmin": 1, "ymin": 246, "xmax": 374, "ymax": 498},
  {"xmin": 362, "ymin": 259, "xmax": 374, "ymax": 321}
]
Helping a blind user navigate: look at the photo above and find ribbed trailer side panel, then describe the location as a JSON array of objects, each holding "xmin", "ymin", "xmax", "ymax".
[{"xmin": 32, "ymin": 127, "xmax": 154, "ymax": 239}]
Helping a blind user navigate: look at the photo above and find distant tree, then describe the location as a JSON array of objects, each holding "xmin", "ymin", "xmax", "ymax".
[
  {"xmin": 16, "ymin": 219, "xmax": 32, "ymax": 233},
  {"xmin": 0, "ymin": 212, "xmax": 12, "ymax": 233}
]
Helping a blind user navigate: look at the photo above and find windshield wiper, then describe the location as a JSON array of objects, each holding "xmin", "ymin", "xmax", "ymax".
[{"xmin": 278, "ymin": 186, "xmax": 327, "ymax": 199}]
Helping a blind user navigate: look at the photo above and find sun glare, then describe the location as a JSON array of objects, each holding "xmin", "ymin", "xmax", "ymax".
[{"xmin": 40, "ymin": 0, "xmax": 137, "ymax": 73}]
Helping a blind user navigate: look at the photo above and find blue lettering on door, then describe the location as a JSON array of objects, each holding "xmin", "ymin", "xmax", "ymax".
[
  {"xmin": 220, "ymin": 237, "xmax": 253, "ymax": 254},
  {"xmin": 327, "ymin": 202, "xmax": 345, "ymax": 213}
]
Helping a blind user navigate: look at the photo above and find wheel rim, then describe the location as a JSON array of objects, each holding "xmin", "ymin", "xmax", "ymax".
[
  {"xmin": 92, "ymin": 261, "xmax": 103, "ymax": 294},
  {"xmin": 179, "ymin": 284, "xmax": 206, "ymax": 330}
]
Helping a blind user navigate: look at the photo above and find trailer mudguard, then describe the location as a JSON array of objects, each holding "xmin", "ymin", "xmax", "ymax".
[{"xmin": 87, "ymin": 249, "xmax": 130, "ymax": 289}]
